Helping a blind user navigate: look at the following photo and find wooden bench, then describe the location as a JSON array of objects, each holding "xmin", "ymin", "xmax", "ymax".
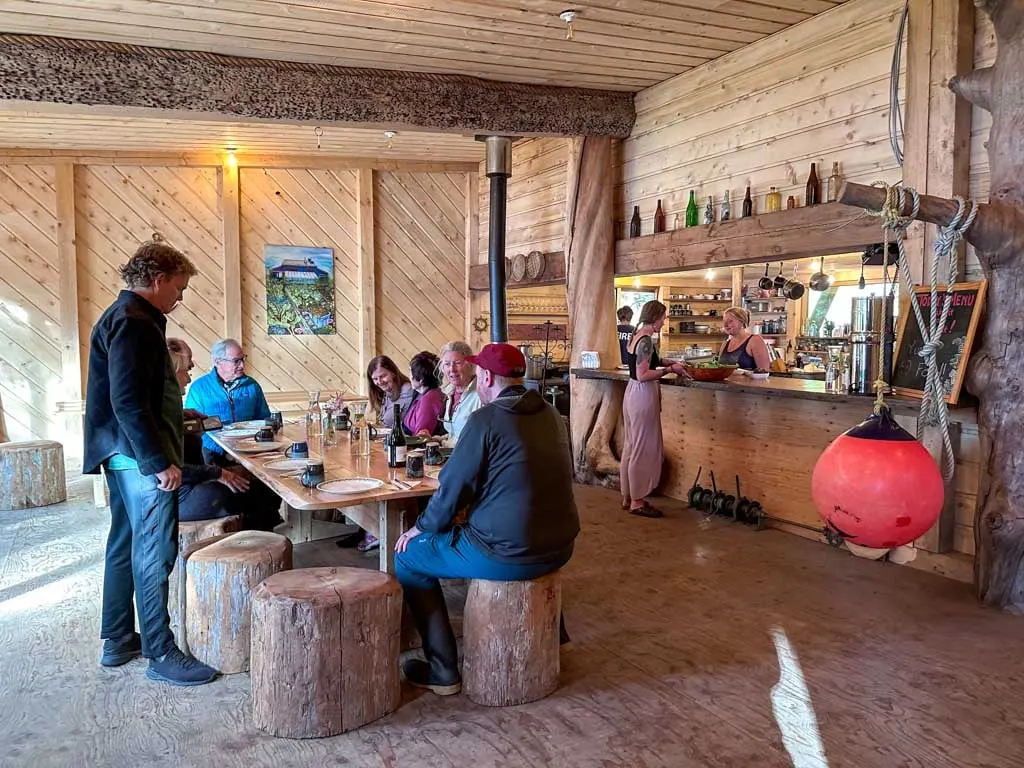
[
  {"xmin": 462, "ymin": 571, "xmax": 562, "ymax": 707},
  {"xmin": 251, "ymin": 567, "xmax": 402, "ymax": 738},
  {"xmin": 185, "ymin": 530, "xmax": 292, "ymax": 674},
  {"xmin": 0, "ymin": 440, "xmax": 66, "ymax": 511}
]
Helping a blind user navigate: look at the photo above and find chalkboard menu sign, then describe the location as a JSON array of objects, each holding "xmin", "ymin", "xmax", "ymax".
[{"xmin": 892, "ymin": 281, "xmax": 987, "ymax": 404}]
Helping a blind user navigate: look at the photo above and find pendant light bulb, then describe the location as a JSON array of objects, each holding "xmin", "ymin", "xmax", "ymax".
[{"xmin": 559, "ymin": 10, "xmax": 579, "ymax": 40}]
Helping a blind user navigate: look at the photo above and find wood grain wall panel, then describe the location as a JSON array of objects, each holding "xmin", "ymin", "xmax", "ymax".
[
  {"xmin": 474, "ymin": 138, "xmax": 568, "ymax": 350},
  {"xmin": 374, "ymin": 171, "xmax": 467, "ymax": 367},
  {"xmin": 238, "ymin": 168, "xmax": 361, "ymax": 395},
  {"xmin": 74, "ymin": 165, "xmax": 225, "ymax": 377},
  {"xmin": 0, "ymin": 164, "xmax": 64, "ymax": 444},
  {"xmin": 620, "ymin": 0, "xmax": 904, "ymax": 237},
  {"xmin": 965, "ymin": 8, "xmax": 995, "ymax": 281}
]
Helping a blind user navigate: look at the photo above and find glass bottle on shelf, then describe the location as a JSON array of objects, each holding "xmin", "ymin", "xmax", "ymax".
[
  {"xmin": 721, "ymin": 190, "xmax": 731, "ymax": 222},
  {"xmin": 742, "ymin": 186, "xmax": 753, "ymax": 217},
  {"xmin": 629, "ymin": 205, "xmax": 641, "ymax": 237},
  {"xmin": 654, "ymin": 200, "xmax": 666, "ymax": 233},
  {"xmin": 685, "ymin": 191, "xmax": 699, "ymax": 227},
  {"xmin": 672, "ymin": 213, "xmax": 680, "ymax": 230},
  {"xmin": 703, "ymin": 195, "xmax": 714, "ymax": 225},
  {"xmin": 827, "ymin": 161, "xmax": 843, "ymax": 203},
  {"xmin": 323, "ymin": 405, "xmax": 336, "ymax": 446},
  {"xmin": 305, "ymin": 391, "xmax": 322, "ymax": 444},
  {"xmin": 787, "ymin": 195, "xmax": 797, "ymax": 210},
  {"xmin": 765, "ymin": 186, "xmax": 782, "ymax": 213},
  {"xmin": 805, "ymin": 163, "xmax": 821, "ymax": 206}
]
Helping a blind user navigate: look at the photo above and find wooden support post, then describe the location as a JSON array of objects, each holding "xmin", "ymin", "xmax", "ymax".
[
  {"xmin": 566, "ymin": 137, "xmax": 622, "ymax": 485},
  {"xmin": 731, "ymin": 267, "xmax": 744, "ymax": 307},
  {"xmin": 221, "ymin": 156, "xmax": 242, "ymax": 341},
  {"xmin": 464, "ymin": 172, "xmax": 479, "ymax": 343},
  {"xmin": 357, "ymin": 169, "xmax": 376, "ymax": 396},
  {"xmin": 54, "ymin": 161, "xmax": 83, "ymax": 462},
  {"xmin": 902, "ymin": 0, "xmax": 975, "ymax": 282}
]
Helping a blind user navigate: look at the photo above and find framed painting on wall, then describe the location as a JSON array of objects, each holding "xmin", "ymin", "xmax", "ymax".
[{"xmin": 264, "ymin": 245, "xmax": 336, "ymax": 335}]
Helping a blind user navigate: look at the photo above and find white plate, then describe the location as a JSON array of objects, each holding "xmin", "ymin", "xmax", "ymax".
[
  {"xmin": 233, "ymin": 440, "xmax": 287, "ymax": 453},
  {"xmin": 263, "ymin": 458, "xmax": 310, "ymax": 471},
  {"xmin": 317, "ymin": 478, "xmax": 384, "ymax": 495},
  {"xmin": 219, "ymin": 428, "xmax": 259, "ymax": 439}
]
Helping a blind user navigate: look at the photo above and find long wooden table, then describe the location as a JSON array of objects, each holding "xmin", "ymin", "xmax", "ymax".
[{"xmin": 211, "ymin": 422, "xmax": 438, "ymax": 572}]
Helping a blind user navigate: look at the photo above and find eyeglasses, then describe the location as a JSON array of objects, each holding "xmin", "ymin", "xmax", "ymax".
[{"xmin": 218, "ymin": 356, "xmax": 246, "ymax": 365}]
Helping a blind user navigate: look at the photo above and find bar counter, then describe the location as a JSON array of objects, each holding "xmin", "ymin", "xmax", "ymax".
[{"xmin": 570, "ymin": 368, "xmax": 977, "ymax": 553}]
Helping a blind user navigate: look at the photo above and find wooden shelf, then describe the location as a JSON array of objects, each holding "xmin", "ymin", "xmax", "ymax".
[
  {"xmin": 664, "ymin": 333, "xmax": 727, "ymax": 339},
  {"xmin": 667, "ymin": 299, "xmax": 731, "ymax": 304},
  {"xmin": 507, "ymin": 312, "xmax": 568, "ymax": 317},
  {"xmin": 616, "ymin": 202, "xmax": 885, "ymax": 275},
  {"xmin": 668, "ymin": 313, "xmax": 724, "ymax": 319}
]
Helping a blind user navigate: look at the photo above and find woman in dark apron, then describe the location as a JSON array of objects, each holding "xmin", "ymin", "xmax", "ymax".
[{"xmin": 719, "ymin": 307, "xmax": 772, "ymax": 372}]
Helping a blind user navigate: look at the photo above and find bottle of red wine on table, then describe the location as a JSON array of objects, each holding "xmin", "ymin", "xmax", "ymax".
[{"xmin": 387, "ymin": 404, "xmax": 407, "ymax": 468}]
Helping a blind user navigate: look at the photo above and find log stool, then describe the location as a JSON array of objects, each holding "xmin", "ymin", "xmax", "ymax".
[
  {"xmin": 463, "ymin": 571, "xmax": 562, "ymax": 707},
  {"xmin": 185, "ymin": 531, "xmax": 292, "ymax": 674},
  {"xmin": 0, "ymin": 440, "xmax": 66, "ymax": 511},
  {"xmin": 251, "ymin": 567, "xmax": 402, "ymax": 738},
  {"xmin": 169, "ymin": 516, "xmax": 243, "ymax": 641}
]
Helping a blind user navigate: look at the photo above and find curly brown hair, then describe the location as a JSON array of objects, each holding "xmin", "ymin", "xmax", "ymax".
[{"xmin": 119, "ymin": 241, "xmax": 198, "ymax": 289}]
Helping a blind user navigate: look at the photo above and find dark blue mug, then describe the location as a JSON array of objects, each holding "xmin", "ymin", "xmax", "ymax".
[{"xmin": 285, "ymin": 441, "xmax": 309, "ymax": 459}]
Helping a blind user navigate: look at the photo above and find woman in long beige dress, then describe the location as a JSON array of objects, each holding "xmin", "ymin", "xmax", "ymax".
[{"xmin": 621, "ymin": 300, "xmax": 687, "ymax": 517}]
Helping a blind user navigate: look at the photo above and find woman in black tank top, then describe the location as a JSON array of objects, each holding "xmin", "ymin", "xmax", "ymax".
[
  {"xmin": 719, "ymin": 307, "xmax": 772, "ymax": 372},
  {"xmin": 621, "ymin": 300, "xmax": 688, "ymax": 518}
]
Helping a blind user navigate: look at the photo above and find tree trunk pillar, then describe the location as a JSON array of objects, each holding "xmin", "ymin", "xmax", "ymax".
[{"xmin": 566, "ymin": 136, "xmax": 623, "ymax": 485}]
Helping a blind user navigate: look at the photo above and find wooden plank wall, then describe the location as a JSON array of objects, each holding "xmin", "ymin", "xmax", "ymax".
[
  {"xmin": 0, "ymin": 153, "xmax": 473, "ymax": 468},
  {"xmin": 472, "ymin": 137, "xmax": 569, "ymax": 350},
  {"xmin": 238, "ymin": 167, "xmax": 361, "ymax": 392},
  {"xmin": 375, "ymin": 171, "xmax": 468, "ymax": 367},
  {"xmin": 75, "ymin": 166, "xmax": 225, "ymax": 377},
  {"xmin": 619, "ymin": 0, "xmax": 905, "ymax": 237},
  {"xmin": 0, "ymin": 165, "xmax": 64, "ymax": 449}
]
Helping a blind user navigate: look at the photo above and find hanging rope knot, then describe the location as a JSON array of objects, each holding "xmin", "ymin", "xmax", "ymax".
[{"xmin": 918, "ymin": 339, "xmax": 943, "ymax": 359}]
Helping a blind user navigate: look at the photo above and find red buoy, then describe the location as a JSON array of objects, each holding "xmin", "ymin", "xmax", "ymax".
[{"xmin": 811, "ymin": 406, "xmax": 944, "ymax": 549}]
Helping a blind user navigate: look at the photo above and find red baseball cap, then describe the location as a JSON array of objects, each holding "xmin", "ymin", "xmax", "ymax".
[{"xmin": 466, "ymin": 343, "xmax": 527, "ymax": 377}]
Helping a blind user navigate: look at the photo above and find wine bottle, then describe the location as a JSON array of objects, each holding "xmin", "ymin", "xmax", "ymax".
[
  {"xmin": 703, "ymin": 196, "xmax": 714, "ymax": 225},
  {"xmin": 721, "ymin": 190, "xmax": 731, "ymax": 222},
  {"xmin": 805, "ymin": 163, "xmax": 821, "ymax": 206},
  {"xmin": 826, "ymin": 161, "xmax": 842, "ymax": 203},
  {"xmin": 629, "ymin": 205, "xmax": 641, "ymax": 238},
  {"xmin": 685, "ymin": 191, "xmax": 699, "ymax": 227},
  {"xmin": 387, "ymin": 404, "xmax": 407, "ymax": 468},
  {"xmin": 742, "ymin": 186, "xmax": 753, "ymax": 218},
  {"xmin": 654, "ymin": 199, "xmax": 666, "ymax": 233}
]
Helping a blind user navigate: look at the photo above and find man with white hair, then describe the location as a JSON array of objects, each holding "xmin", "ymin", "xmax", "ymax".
[
  {"xmin": 185, "ymin": 338, "xmax": 271, "ymax": 461},
  {"xmin": 393, "ymin": 343, "xmax": 580, "ymax": 696}
]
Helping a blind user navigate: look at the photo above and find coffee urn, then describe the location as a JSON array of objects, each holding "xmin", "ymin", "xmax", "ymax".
[{"xmin": 848, "ymin": 296, "xmax": 893, "ymax": 394}]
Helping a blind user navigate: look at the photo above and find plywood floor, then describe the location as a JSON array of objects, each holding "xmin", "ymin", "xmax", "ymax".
[{"xmin": 2, "ymin": 478, "xmax": 1024, "ymax": 767}]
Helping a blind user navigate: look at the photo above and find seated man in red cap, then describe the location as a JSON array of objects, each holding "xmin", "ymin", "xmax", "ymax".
[{"xmin": 393, "ymin": 342, "xmax": 580, "ymax": 695}]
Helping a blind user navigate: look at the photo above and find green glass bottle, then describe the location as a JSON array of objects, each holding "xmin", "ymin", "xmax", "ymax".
[{"xmin": 685, "ymin": 191, "xmax": 699, "ymax": 227}]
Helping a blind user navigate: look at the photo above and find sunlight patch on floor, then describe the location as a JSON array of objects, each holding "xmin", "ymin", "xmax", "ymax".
[{"xmin": 770, "ymin": 626, "xmax": 829, "ymax": 768}]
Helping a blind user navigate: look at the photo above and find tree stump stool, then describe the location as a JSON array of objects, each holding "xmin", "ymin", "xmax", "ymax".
[
  {"xmin": 169, "ymin": 516, "xmax": 243, "ymax": 642},
  {"xmin": 251, "ymin": 567, "xmax": 402, "ymax": 738},
  {"xmin": 463, "ymin": 571, "xmax": 562, "ymax": 707},
  {"xmin": 0, "ymin": 440, "xmax": 66, "ymax": 511},
  {"xmin": 185, "ymin": 531, "xmax": 292, "ymax": 674}
]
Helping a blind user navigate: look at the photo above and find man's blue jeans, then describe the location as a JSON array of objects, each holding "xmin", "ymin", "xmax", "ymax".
[
  {"xmin": 101, "ymin": 466, "xmax": 178, "ymax": 659},
  {"xmin": 395, "ymin": 527, "xmax": 565, "ymax": 589}
]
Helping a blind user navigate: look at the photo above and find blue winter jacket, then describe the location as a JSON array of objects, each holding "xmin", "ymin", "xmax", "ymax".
[{"xmin": 185, "ymin": 370, "xmax": 272, "ymax": 455}]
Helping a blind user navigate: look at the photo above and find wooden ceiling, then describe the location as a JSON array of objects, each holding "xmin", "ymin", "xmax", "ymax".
[
  {"xmin": 0, "ymin": 0, "xmax": 849, "ymax": 92},
  {"xmin": 0, "ymin": 102, "xmax": 484, "ymax": 161}
]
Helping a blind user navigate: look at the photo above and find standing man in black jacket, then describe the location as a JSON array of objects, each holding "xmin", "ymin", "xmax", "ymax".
[
  {"xmin": 394, "ymin": 343, "xmax": 580, "ymax": 695},
  {"xmin": 84, "ymin": 241, "xmax": 217, "ymax": 686}
]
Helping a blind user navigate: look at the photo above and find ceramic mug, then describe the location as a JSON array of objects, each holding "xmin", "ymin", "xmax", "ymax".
[
  {"xmin": 300, "ymin": 460, "xmax": 325, "ymax": 488},
  {"xmin": 254, "ymin": 427, "xmax": 275, "ymax": 442},
  {"xmin": 406, "ymin": 449, "xmax": 425, "ymax": 479},
  {"xmin": 285, "ymin": 441, "xmax": 309, "ymax": 459}
]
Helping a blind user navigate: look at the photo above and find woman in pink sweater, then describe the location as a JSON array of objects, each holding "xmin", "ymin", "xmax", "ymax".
[{"xmin": 403, "ymin": 351, "xmax": 446, "ymax": 437}]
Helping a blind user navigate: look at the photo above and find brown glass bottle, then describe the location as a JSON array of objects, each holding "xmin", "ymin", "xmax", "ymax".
[
  {"xmin": 742, "ymin": 186, "xmax": 753, "ymax": 218},
  {"xmin": 805, "ymin": 163, "xmax": 821, "ymax": 206},
  {"xmin": 654, "ymin": 200, "xmax": 666, "ymax": 233},
  {"xmin": 629, "ymin": 205, "xmax": 641, "ymax": 238}
]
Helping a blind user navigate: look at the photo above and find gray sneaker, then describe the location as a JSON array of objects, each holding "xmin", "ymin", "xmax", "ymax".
[
  {"xmin": 145, "ymin": 648, "xmax": 218, "ymax": 686},
  {"xmin": 100, "ymin": 632, "xmax": 142, "ymax": 667}
]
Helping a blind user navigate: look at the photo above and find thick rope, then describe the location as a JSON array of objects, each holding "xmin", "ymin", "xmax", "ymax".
[{"xmin": 866, "ymin": 183, "xmax": 975, "ymax": 482}]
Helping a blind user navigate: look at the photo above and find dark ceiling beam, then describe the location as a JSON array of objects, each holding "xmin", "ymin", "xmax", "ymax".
[{"xmin": 0, "ymin": 35, "xmax": 636, "ymax": 139}]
